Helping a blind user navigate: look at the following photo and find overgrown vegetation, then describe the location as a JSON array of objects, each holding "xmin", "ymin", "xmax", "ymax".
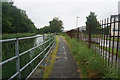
[
  {"xmin": 62, "ymin": 34, "xmax": 118, "ymax": 78},
  {"xmin": 2, "ymin": 2, "xmax": 37, "ymax": 33},
  {"xmin": 43, "ymin": 36, "xmax": 59, "ymax": 78}
]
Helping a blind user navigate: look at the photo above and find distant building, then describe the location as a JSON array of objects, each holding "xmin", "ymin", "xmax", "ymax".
[
  {"xmin": 110, "ymin": 15, "xmax": 120, "ymax": 36},
  {"xmin": 110, "ymin": 1, "xmax": 120, "ymax": 36},
  {"xmin": 79, "ymin": 26, "xmax": 86, "ymax": 32}
]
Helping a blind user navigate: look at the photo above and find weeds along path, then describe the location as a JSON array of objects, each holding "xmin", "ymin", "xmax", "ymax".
[{"xmin": 50, "ymin": 36, "xmax": 80, "ymax": 78}]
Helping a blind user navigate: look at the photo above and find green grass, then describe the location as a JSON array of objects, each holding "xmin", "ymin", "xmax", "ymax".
[
  {"xmin": 2, "ymin": 33, "xmax": 37, "ymax": 39},
  {"xmin": 84, "ymin": 34, "xmax": 103, "ymax": 38},
  {"xmin": 43, "ymin": 36, "xmax": 59, "ymax": 78},
  {"xmin": 62, "ymin": 34, "xmax": 118, "ymax": 78},
  {"xmin": 92, "ymin": 43, "xmax": 120, "ymax": 58},
  {"xmin": 106, "ymin": 37, "xmax": 120, "ymax": 42}
]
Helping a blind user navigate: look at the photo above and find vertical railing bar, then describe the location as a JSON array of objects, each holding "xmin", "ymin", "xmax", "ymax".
[
  {"xmin": 108, "ymin": 17, "xmax": 112, "ymax": 66},
  {"xmin": 103, "ymin": 19, "xmax": 106, "ymax": 61},
  {"xmin": 106, "ymin": 18, "xmax": 109, "ymax": 66},
  {"xmin": 100, "ymin": 20, "xmax": 102, "ymax": 56},
  {"xmin": 100, "ymin": 20, "xmax": 101, "ymax": 55},
  {"xmin": 88, "ymin": 24, "xmax": 91, "ymax": 48},
  {"xmin": 43, "ymin": 34, "xmax": 45, "ymax": 67},
  {"xmin": 102, "ymin": 20, "xmax": 104, "ymax": 59},
  {"xmin": 95, "ymin": 24, "xmax": 96, "ymax": 53},
  {"xmin": 111, "ymin": 16, "xmax": 116, "ymax": 67},
  {"xmin": 100, "ymin": 20, "xmax": 103, "ymax": 56},
  {"xmin": 116, "ymin": 14, "xmax": 120, "ymax": 67},
  {"xmin": 15, "ymin": 38, "xmax": 21, "ymax": 79},
  {"xmin": 103, "ymin": 19, "xmax": 106, "ymax": 63},
  {"xmin": 77, "ymin": 28, "xmax": 79, "ymax": 41},
  {"xmin": 99, "ymin": 21, "xmax": 100, "ymax": 54}
]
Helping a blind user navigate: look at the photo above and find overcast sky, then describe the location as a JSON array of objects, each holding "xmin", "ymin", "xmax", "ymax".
[{"xmin": 13, "ymin": 0, "xmax": 120, "ymax": 30}]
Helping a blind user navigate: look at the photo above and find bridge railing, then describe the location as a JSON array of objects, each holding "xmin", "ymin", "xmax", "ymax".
[{"xmin": 0, "ymin": 34, "xmax": 55, "ymax": 79}]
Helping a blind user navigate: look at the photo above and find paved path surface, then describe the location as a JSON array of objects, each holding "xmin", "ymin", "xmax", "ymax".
[{"xmin": 50, "ymin": 36, "xmax": 80, "ymax": 78}]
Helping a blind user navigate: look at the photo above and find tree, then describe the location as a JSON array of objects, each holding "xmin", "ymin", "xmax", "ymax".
[
  {"xmin": 49, "ymin": 17, "xmax": 64, "ymax": 33},
  {"xmin": 2, "ymin": 2, "xmax": 37, "ymax": 33},
  {"xmin": 38, "ymin": 17, "xmax": 64, "ymax": 33},
  {"xmin": 86, "ymin": 12, "xmax": 98, "ymax": 34}
]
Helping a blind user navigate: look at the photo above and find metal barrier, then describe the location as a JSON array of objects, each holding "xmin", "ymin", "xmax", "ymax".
[
  {"xmin": 66, "ymin": 14, "xmax": 120, "ymax": 68},
  {"xmin": 0, "ymin": 34, "xmax": 55, "ymax": 79}
]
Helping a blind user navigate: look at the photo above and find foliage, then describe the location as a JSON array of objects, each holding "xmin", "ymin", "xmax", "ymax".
[
  {"xmin": 2, "ymin": 2, "xmax": 37, "ymax": 33},
  {"xmin": 38, "ymin": 17, "xmax": 64, "ymax": 33},
  {"xmin": 86, "ymin": 12, "xmax": 99, "ymax": 34}
]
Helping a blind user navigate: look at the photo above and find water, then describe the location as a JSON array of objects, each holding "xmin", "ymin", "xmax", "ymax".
[{"xmin": 2, "ymin": 34, "xmax": 44, "ymax": 78}]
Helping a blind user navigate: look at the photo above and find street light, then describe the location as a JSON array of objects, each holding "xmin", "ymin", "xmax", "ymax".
[
  {"xmin": 76, "ymin": 17, "xmax": 79, "ymax": 40},
  {"xmin": 76, "ymin": 17, "xmax": 79, "ymax": 28}
]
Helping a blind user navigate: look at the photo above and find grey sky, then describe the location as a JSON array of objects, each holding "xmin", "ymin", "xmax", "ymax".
[{"xmin": 14, "ymin": 0, "xmax": 120, "ymax": 30}]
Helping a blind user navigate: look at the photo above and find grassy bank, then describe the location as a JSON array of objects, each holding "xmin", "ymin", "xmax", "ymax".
[
  {"xmin": 62, "ymin": 34, "xmax": 118, "ymax": 78},
  {"xmin": 2, "ymin": 33, "xmax": 37, "ymax": 39},
  {"xmin": 43, "ymin": 36, "xmax": 59, "ymax": 78}
]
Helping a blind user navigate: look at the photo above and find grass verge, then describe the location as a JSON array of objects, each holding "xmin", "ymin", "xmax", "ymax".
[
  {"xmin": 2, "ymin": 33, "xmax": 37, "ymax": 39},
  {"xmin": 43, "ymin": 36, "xmax": 59, "ymax": 78},
  {"xmin": 61, "ymin": 34, "xmax": 118, "ymax": 78},
  {"xmin": 92, "ymin": 43, "xmax": 120, "ymax": 58}
]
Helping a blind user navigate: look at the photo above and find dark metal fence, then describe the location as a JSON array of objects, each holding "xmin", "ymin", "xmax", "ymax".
[{"xmin": 66, "ymin": 14, "xmax": 120, "ymax": 68}]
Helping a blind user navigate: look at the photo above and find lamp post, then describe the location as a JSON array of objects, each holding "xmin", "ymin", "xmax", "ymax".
[
  {"xmin": 76, "ymin": 17, "xmax": 79, "ymax": 28},
  {"xmin": 76, "ymin": 17, "xmax": 79, "ymax": 40}
]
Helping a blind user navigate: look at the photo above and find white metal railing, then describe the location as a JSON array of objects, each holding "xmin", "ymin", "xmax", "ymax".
[{"xmin": 0, "ymin": 34, "xmax": 55, "ymax": 79}]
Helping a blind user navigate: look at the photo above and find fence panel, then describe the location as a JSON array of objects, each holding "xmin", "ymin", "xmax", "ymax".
[
  {"xmin": 0, "ymin": 34, "xmax": 55, "ymax": 79},
  {"xmin": 66, "ymin": 14, "xmax": 120, "ymax": 68}
]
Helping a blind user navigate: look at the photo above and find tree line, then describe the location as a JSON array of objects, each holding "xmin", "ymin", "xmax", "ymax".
[
  {"xmin": 2, "ymin": 2, "xmax": 64, "ymax": 34},
  {"xmin": 37, "ymin": 17, "xmax": 64, "ymax": 33},
  {"xmin": 2, "ymin": 2, "xmax": 37, "ymax": 33}
]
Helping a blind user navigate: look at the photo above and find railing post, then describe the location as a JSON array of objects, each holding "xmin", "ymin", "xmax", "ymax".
[
  {"xmin": 49, "ymin": 34, "xmax": 51, "ymax": 44},
  {"xmin": 15, "ymin": 38, "xmax": 21, "ymax": 79},
  {"xmin": 43, "ymin": 34, "xmax": 45, "ymax": 66},
  {"xmin": 88, "ymin": 24, "xmax": 91, "ymax": 48},
  {"xmin": 53, "ymin": 34, "xmax": 55, "ymax": 44},
  {"xmin": 77, "ymin": 28, "xmax": 79, "ymax": 41}
]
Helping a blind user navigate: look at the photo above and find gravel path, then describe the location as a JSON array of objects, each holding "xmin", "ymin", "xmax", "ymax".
[{"xmin": 50, "ymin": 36, "xmax": 80, "ymax": 78}]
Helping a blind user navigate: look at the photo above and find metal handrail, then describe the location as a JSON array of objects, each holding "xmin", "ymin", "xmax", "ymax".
[
  {"xmin": 0, "ymin": 37, "xmax": 54, "ymax": 66},
  {"xmin": 19, "ymin": 37, "xmax": 53, "ymax": 57},
  {"xmin": 1, "ymin": 34, "xmax": 55, "ymax": 79},
  {"xmin": 26, "ymin": 40, "xmax": 54, "ymax": 79},
  {"xmin": 9, "ymin": 40, "xmax": 54, "ymax": 80},
  {"xmin": 0, "ymin": 34, "xmax": 54, "ymax": 42}
]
